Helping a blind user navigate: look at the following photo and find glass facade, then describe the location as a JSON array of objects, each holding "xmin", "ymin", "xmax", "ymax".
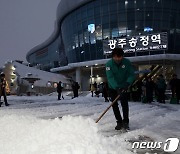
[
  {"xmin": 61, "ymin": 0, "xmax": 180, "ymax": 64},
  {"xmin": 28, "ymin": 35, "xmax": 67, "ymax": 71}
]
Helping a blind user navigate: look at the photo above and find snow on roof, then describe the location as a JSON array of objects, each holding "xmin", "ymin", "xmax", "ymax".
[{"xmin": 12, "ymin": 61, "xmax": 70, "ymax": 86}]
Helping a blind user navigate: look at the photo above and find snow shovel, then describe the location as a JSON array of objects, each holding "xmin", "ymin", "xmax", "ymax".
[{"xmin": 96, "ymin": 94, "xmax": 120, "ymax": 123}]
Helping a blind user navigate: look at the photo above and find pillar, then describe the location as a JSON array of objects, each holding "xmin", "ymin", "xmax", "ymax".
[
  {"xmin": 76, "ymin": 67, "xmax": 81, "ymax": 89},
  {"xmin": 175, "ymin": 61, "xmax": 180, "ymax": 78},
  {"xmin": 90, "ymin": 66, "xmax": 93, "ymax": 85}
]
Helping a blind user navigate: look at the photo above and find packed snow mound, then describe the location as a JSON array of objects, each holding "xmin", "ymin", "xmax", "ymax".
[{"xmin": 0, "ymin": 115, "xmax": 132, "ymax": 154}]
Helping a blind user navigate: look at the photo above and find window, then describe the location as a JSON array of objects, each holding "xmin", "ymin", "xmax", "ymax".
[
  {"xmin": 136, "ymin": 11, "xmax": 144, "ymax": 21},
  {"xmin": 84, "ymin": 31, "xmax": 89, "ymax": 43},
  {"xmin": 82, "ymin": 20, "xmax": 87, "ymax": 30},
  {"xmin": 162, "ymin": 11, "xmax": 170, "ymax": 21},
  {"xmin": 102, "ymin": 4, "xmax": 109, "ymax": 15},
  {"xmin": 145, "ymin": 0, "xmax": 154, "ymax": 10},
  {"xmin": 126, "ymin": 0, "xmax": 135, "ymax": 9},
  {"xmin": 103, "ymin": 29, "xmax": 110, "ymax": 39},
  {"xmin": 153, "ymin": 11, "xmax": 162, "ymax": 20},
  {"xmin": 75, "ymin": 35, "xmax": 79, "ymax": 48},
  {"xmin": 109, "ymin": 2, "xmax": 117, "ymax": 13},
  {"xmin": 87, "ymin": 2, "xmax": 94, "ymax": 17},
  {"xmin": 136, "ymin": 0, "xmax": 144, "ymax": 9},
  {"xmin": 110, "ymin": 13, "xmax": 118, "ymax": 28},
  {"xmin": 76, "ymin": 10, "xmax": 81, "ymax": 21},
  {"xmin": 118, "ymin": 0, "xmax": 126, "ymax": 11},
  {"xmin": 88, "ymin": 8, "xmax": 94, "ymax": 17},
  {"xmin": 118, "ymin": 12, "xmax": 127, "ymax": 22},
  {"xmin": 96, "ymin": 25, "xmax": 102, "ymax": 40},
  {"xmin": 79, "ymin": 33, "xmax": 84, "ymax": 47},
  {"xmin": 81, "ymin": 7, "xmax": 87, "ymax": 19},
  {"xmin": 170, "ymin": 11, "xmax": 177, "ymax": 28},
  {"xmin": 110, "ymin": 13, "xmax": 117, "ymax": 23},
  {"xmin": 162, "ymin": 0, "xmax": 171, "ymax": 9},
  {"xmin": 101, "ymin": 0, "xmax": 108, "ymax": 5},
  {"xmin": 90, "ymin": 33, "xmax": 96, "ymax": 44},
  {"xmin": 95, "ymin": 17, "xmax": 101, "ymax": 25},
  {"xmin": 112, "ymin": 28, "xmax": 119, "ymax": 38},
  {"xmin": 127, "ymin": 11, "xmax": 135, "ymax": 21},
  {"xmin": 94, "ymin": 6, "xmax": 100, "ymax": 16},
  {"xmin": 127, "ymin": 21, "xmax": 135, "ymax": 30},
  {"xmin": 102, "ymin": 15, "xmax": 109, "ymax": 24}
]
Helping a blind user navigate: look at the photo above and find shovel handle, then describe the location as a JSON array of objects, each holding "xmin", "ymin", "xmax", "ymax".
[{"xmin": 95, "ymin": 94, "xmax": 120, "ymax": 123}]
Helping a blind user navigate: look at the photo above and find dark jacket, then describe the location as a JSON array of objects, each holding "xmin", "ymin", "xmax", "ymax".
[
  {"xmin": 0, "ymin": 78, "xmax": 8, "ymax": 96},
  {"xmin": 169, "ymin": 78, "xmax": 180, "ymax": 91},
  {"xmin": 72, "ymin": 82, "xmax": 80, "ymax": 91},
  {"xmin": 57, "ymin": 82, "xmax": 63, "ymax": 93},
  {"xmin": 156, "ymin": 78, "xmax": 166, "ymax": 90}
]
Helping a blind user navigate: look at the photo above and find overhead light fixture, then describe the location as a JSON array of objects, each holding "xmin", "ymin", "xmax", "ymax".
[
  {"xmin": 86, "ymin": 66, "xmax": 88, "ymax": 68},
  {"xmin": 95, "ymin": 64, "xmax": 98, "ymax": 66}
]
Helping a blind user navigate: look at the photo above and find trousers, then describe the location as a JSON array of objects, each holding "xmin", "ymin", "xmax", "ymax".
[
  {"xmin": 109, "ymin": 89, "xmax": 129, "ymax": 124},
  {"xmin": 0, "ymin": 89, "xmax": 8, "ymax": 105}
]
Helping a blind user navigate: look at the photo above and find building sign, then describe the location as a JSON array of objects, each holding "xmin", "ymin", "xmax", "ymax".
[
  {"xmin": 103, "ymin": 32, "xmax": 168, "ymax": 55},
  {"xmin": 88, "ymin": 24, "xmax": 95, "ymax": 33},
  {"xmin": 144, "ymin": 27, "xmax": 153, "ymax": 32}
]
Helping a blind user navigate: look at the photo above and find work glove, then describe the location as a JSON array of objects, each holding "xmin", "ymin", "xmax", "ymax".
[
  {"xmin": 124, "ymin": 82, "xmax": 130, "ymax": 90},
  {"xmin": 117, "ymin": 82, "xmax": 130, "ymax": 95}
]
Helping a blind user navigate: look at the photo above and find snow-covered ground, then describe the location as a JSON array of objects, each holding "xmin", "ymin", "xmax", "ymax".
[{"xmin": 0, "ymin": 92, "xmax": 179, "ymax": 154}]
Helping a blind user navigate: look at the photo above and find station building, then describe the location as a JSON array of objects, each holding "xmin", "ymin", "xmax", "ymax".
[{"xmin": 26, "ymin": 0, "xmax": 180, "ymax": 90}]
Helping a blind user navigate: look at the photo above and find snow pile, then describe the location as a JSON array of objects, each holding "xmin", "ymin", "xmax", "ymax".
[{"xmin": 0, "ymin": 115, "xmax": 132, "ymax": 154}]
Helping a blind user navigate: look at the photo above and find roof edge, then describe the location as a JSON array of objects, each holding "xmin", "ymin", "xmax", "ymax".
[{"xmin": 26, "ymin": 0, "xmax": 93, "ymax": 62}]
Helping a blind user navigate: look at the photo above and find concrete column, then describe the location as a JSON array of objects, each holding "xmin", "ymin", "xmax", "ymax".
[
  {"xmin": 76, "ymin": 67, "xmax": 81, "ymax": 88},
  {"xmin": 175, "ymin": 61, "xmax": 180, "ymax": 78},
  {"xmin": 90, "ymin": 66, "xmax": 93, "ymax": 85}
]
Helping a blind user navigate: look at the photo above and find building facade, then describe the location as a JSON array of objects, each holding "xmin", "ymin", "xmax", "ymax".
[{"xmin": 27, "ymin": 0, "xmax": 180, "ymax": 90}]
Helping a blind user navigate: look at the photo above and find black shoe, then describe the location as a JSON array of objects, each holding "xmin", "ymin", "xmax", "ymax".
[
  {"xmin": 123, "ymin": 122, "xmax": 130, "ymax": 130},
  {"xmin": 5, "ymin": 103, "xmax": 9, "ymax": 106},
  {"xmin": 0, "ymin": 102, "xmax": 3, "ymax": 107},
  {"xmin": 115, "ymin": 122, "xmax": 123, "ymax": 130}
]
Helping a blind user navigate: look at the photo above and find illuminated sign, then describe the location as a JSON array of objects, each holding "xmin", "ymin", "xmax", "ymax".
[
  {"xmin": 103, "ymin": 32, "xmax": 168, "ymax": 55},
  {"xmin": 144, "ymin": 27, "xmax": 153, "ymax": 32},
  {"xmin": 88, "ymin": 24, "xmax": 95, "ymax": 33}
]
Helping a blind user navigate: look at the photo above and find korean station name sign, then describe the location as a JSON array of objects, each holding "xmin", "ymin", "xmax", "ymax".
[{"xmin": 103, "ymin": 32, "xmax": 168, "ymax": 55}]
